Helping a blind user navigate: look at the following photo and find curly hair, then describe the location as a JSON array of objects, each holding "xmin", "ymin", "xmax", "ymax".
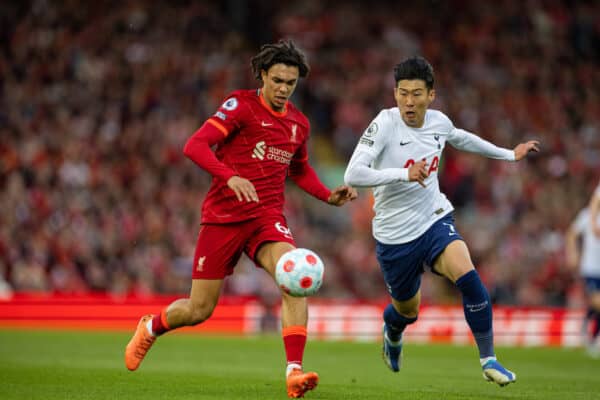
[{"xmin": 251, "ymin": 39, "xmax": 310, "ymax": 81}]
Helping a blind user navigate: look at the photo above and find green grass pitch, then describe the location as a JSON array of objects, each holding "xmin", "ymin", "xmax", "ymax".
[{"xmin": 1, "ymin": 329, "xmax": 599, "ymax": 399}]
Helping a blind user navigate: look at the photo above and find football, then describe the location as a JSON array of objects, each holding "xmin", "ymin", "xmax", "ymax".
[{"xmin": 275, "ymin": 248, "xmax": 324, "ymax": 297}]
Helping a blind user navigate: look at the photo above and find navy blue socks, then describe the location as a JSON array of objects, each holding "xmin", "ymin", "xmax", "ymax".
[
  {"xmin": 455, "ymin": 270, "xmax": 494, "ymax": 358},
  {"xmin": 383, "ymin": 303, "xmax": 417, "ymax": 342}
]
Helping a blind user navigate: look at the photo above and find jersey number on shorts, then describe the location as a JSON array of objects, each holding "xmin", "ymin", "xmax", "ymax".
[{"xmin": 275, "ymin": 222, "xmax": 293, "ymax": 239}]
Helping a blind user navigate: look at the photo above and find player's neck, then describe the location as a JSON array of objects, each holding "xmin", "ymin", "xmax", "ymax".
[{"xmin": 258, "ymin": 89, "xmax": 288, "ymax": 117}]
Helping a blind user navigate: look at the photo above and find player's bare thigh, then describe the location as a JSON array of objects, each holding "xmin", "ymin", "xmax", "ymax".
[
  {"xmin": 433, "ymin": 240, "xmax": 475, "ymax": 283},
  {"xmin": 256, "ymin": 241, "xmax": 307, "ymax": 327},
  {"xmin": 256, "ymin": 241, "xmax": 296, "ymax": 278}
]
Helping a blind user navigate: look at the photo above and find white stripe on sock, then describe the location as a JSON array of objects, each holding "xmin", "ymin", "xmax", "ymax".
[
  {"xmin": 286, "ymin": 363, "xmax": 302, "ymax": 377},
  {"xmin": 146, "ymin": 319, "xmax": 156, "ymax": 337},
  {"xmin": 480, "ymin": 356, "xmax": 496, "ymax": 367}
]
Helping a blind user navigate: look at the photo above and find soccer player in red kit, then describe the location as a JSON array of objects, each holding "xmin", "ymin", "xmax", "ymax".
[{"xmin": 124, "ymin": 40, "xmax": 357, "ymax": 398}]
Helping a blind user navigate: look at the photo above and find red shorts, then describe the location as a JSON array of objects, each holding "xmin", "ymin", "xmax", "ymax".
[{"xmin": 191, "ymin": 214, "xmax": 296, "ymax": 279}]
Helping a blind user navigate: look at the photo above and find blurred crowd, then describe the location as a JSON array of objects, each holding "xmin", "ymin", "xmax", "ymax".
[{"xmin": 1, "ymin": 0, "xmax": 599, "ymax": 307}]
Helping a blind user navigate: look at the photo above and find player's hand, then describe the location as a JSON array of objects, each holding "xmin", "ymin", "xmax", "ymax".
[
  {"xmin": 408, "ymin": 160, "xmax": 429, "ymax": 188},
  {"xmin": 328, "ymin": 185, "xmax": 358, "ymax": 206},
  {"xmin": 227, "ymin": 176, "xmax": 259, "ymax": 202},
  {"xmin": 593, "ymin": 223, "xmax": 600, "ymax": 238},
  {"xmin": 514, "ymin": 140, "xmax": 540, "ymax": 161}
]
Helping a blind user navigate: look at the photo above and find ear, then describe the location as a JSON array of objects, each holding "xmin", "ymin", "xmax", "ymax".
[
  {"xmin": 428, "ymin": 89, "xmax": 436, "ymax": 103},
  {"xmin": 260, "ymin": 69, "xmax": 268, "ymax": 82}
]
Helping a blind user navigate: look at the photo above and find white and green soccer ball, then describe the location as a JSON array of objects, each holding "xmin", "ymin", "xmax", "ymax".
[{"xmin": 275, "ymin": 248, "xmax": 324, "ymax": 297}]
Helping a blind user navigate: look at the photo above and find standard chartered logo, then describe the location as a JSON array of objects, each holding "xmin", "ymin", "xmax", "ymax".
[
  {"xmin": 252, "ymin": 141, "xmax": 266, "ymax": 160},
  {"xmin": 251, "ymin": 141, "xmax": 292, "ymax": 165}
]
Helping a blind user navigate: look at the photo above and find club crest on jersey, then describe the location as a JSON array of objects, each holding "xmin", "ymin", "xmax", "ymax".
[
  {"xmin": 364, "ymin": 122, "xmax": 378, "ymax": 137},
  {"xmin": 222, "ymin": 97, "xmax": 238, "ymax": 111},
  {"xmin": 290, "ymin": 124, "xmax": 298, "ymax": 142}
]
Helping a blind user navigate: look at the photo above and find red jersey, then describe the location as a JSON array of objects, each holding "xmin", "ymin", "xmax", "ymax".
[{"xmin": 184, "ymin": 89, "xmax": 331, "ymax": 224}]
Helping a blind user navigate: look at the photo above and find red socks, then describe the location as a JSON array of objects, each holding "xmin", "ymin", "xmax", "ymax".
[
  {"xmin": 151, "ymin": 309, "xmax": 171, "ymax": 336},
  {"xmin": 282, "ymin": 325, "xmax": 307, "ymax": 367}
]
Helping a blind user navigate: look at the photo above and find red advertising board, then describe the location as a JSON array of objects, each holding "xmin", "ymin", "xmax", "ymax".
[{"xmin": 0, "ymin": 293, "xmax": 585, "ymax": 347}]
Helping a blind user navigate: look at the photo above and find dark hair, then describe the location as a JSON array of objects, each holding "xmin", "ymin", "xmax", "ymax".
[
  {"xmin": 393, "ymin": 56, "xmax": 434, "ymax": 89},
  {"xmin": 251, "ymin": 39, "xmax": 310, "ymax": 81}
]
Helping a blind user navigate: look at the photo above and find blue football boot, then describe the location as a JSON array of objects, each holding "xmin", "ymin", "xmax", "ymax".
[
  {"xmin": 382, "ymin": 323, "xmax": 402, "ymax": 372},
  {"xmin": 482, "ymin": 359, "xmax": 516, "ymax": 386}
]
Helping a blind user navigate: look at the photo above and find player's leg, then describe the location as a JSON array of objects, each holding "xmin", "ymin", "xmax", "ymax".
[
  {"xmin": 381, "ymin": 293, "xmax": 419, "ymax": 372},
  {"xmin": 125, "ymin": 223, "xmax": 242, "ymax": 371},
  {"xmin": 434, "ymin": 239, "xmax": 516, "ymax": 386},
  {"xmin": 256, "ymin": 241, "xmax": 318, "ymax": 399},
  {"xmin": 587, "ymin": 285, "xmax": 600, "ymax": 357},
  {"xmin": 376, "ymin": 239, "xmax": 424, "ymax": 372},
  {"xmin": 124, "ymin": 279, "xmax": 223, "ymax": 371},
  {"xmin": 582, "ymin": 308, "xmax": 593, "ymax": 347}
]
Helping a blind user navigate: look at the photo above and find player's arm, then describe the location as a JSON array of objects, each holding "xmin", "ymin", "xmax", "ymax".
[
  {"xmin": 288, "ymin": 142, "xmax": 356, "ymax": 206},
  {"xmin": 344, "ymin": 149, "xmax": 431, "ymax": 188},
  {"xmin": 183, "ymin": 119, "xmax": 258, "ymax": 202},
  {"xmin": 447, "ymin": 128, "xmax": 539, "ymax": 161},
  {"xmin": 344, "ymin": 120, "xmax": 428, "ymax": 188},
  {"xmin": 590, "ymin": 184, "xmax": 600, "ymax": 237},
  {"xmin": 565, "ymin": 218, "xmax": 582, "ymax": 271}
]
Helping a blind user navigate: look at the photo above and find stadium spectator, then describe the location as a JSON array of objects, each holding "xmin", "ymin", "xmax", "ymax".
[{"xmin": 0, "ymin": 0, "xmax": 598, "ymax": 310}]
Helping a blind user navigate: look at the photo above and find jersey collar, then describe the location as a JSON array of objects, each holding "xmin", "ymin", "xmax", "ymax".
[{"xmin": 257, "ymin": 89, "xmax": 288, "ymax": 117}]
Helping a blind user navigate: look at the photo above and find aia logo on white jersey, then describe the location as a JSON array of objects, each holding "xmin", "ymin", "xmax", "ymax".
[
  {"xmin": 252, "ymin": 141, "xmax": 266, "ymax": 160},
  {"xmin": 275, "ymin": 222, "xmax": 293, "ymax": 239}
]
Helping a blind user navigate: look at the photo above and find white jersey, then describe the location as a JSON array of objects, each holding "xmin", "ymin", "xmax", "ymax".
[
  {"xmin": 573, "ymin": 206, "xmax": 600, "ymax": 278},
  {"xmin": 344, "ymin": 108, "xmax": 514, "ymax": 244}
]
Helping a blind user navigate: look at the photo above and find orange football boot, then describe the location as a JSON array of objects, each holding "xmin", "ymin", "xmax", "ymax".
[
  {"xmin": 125, "ymin": 315, "xmax": 156, "ymax": 371},
  {"xmin": 286, "ymin": 368, "xmax": 319, "ymax": 398}
]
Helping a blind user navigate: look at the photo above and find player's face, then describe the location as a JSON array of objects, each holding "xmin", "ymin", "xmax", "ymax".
[
  {"xmin": 394, "ymin": 80, "xmax": 435, "ymax": 128},
  {"xmin": 260, "ymin": 63, "xmax": 299, "ymax": 112}
]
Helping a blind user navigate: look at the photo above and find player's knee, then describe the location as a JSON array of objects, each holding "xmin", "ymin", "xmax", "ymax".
[
  {"xmin": 280, "ymin": 290, "xmax": 306, "ymax": 305},
  {"xmin": 392, "ymin": 300, "xmax": 419, "ymax": 318},
  {"xmin": 590, "ymin": 294, "xmax": 600, "ymax": 311},
  {"xmin": 395, "ymin": 308, "xmax": 418, "ymax": 321}
]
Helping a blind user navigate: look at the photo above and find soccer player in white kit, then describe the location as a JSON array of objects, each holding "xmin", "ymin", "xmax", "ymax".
[
  {"xmin": 566, "ymin": 182, "xmax": 600, "ymax": 357},
  {"xmin": 344, "ymin": 57, "xmax": 539, "ymax": 386}
]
